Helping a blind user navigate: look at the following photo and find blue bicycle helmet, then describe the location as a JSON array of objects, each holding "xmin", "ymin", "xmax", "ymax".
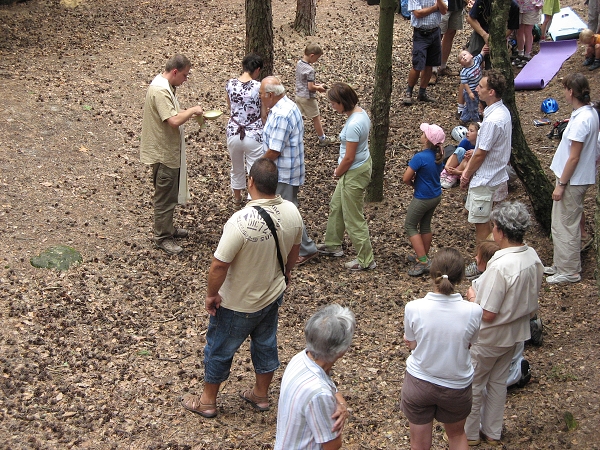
[{"xmin": 541, "ymin": 98, "xmax": 559, "ymax": 114}]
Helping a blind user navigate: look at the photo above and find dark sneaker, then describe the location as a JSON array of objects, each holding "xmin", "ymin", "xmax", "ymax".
[
  {"xmin": 589, "ymin": 60, "xmax": 600, "ymax": 71},
  {"xmin": 173, "ymin": 228, "xmax": 189, "ymax": 239},
  {"xmin": 515, "ymin": 359, "xmax": 531, "ymax": 388},
  {"xmin": 583, "ymin": 56, "xmax": 595, "ymax": 66},
  {"xmin": 417, "ymin": 92, "xmax": 436, "ymax": 103},
  {"xmin": 527, "ymin": 315, "xmax": 543, "ymax": 346},
  {"xmin": 465, "ymin": 262, "xmax": 483, "ymax": 280},
  {"xmin": 156, "ymin": 238, "xmax": 183, "ymax": 255},
  {"xmin": 408, "ymin": 259, "xmax": 431, "ymax": 276},
  {"xmin": 516, "ymin": 55, "xmax": 531, "ymax": 68}
]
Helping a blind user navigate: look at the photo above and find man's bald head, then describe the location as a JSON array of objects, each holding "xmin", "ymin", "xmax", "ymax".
[{"xmin": 261, "ymin": 76, "xmax": 286, "ymax": 96}]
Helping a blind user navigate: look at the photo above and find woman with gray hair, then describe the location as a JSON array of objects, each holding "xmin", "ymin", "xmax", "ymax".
[
  {"xmin": 464, "ymin": 201, "xmax": 543, "ymax": 446},
  {"xmin": 275, "ymin": 304, "xmax": 354, "ymax": 450}
]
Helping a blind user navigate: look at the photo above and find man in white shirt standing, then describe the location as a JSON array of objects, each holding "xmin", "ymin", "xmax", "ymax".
[{"xmin": 460, "ymin": 70, "xmax": 512, "ymax": 244}]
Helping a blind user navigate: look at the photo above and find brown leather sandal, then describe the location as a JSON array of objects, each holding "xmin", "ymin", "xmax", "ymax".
[
  {"xmin": 239, "ymin": 389, "xmax": 270, "ymax": 411},
  {"xmin": 180, "ymin": 393, "xmax": 217, "ymax": 418}
]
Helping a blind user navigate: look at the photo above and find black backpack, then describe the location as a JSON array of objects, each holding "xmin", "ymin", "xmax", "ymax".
[{"xmin": 547, "ymin": 119, "xmax": 569, "ymax": 140}]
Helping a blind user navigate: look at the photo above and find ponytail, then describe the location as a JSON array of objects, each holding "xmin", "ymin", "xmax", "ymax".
[
  {"xmin": 429, "ymin": 248, "xmax": 465, "ymax": 295},
  {"xmin": 433, "ymin": 271, "xmax": 456, "ymax": 295}
]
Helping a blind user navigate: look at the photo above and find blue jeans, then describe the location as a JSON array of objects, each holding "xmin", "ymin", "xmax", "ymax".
[{"xmin": 203, "ymin": 294, "xmax": 283, "ymax": 384}]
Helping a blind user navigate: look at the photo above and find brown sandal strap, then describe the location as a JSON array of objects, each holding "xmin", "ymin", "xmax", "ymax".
[
  {"xmin": 244, "ymin": 389, "xmax": 268, "ymax": 403},
  {"xmin": 181, "ymin": 393, "xmax": 216, "ymax": 412}
]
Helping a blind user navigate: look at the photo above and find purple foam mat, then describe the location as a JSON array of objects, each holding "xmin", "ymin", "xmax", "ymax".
[{"xmin": 514, "ymin": 39, "xmax": 578, "ymax": 90}]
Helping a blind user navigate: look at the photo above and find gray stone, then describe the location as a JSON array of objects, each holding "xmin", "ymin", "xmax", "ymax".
[{"xmin": 30, "ymin": 245, "xmax": 83, "ymax": 271}]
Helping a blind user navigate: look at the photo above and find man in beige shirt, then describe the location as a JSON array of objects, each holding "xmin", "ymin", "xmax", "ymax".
[
  {"xmin": 180, "ymin": 158, "xmax": 302, "ymax": 419},
  {"xmin": 140, "ymin": 54, "xmax": 203, "ymax": 255}
]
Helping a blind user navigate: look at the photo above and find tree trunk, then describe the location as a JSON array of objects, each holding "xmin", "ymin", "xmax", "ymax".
[
  {"xmin": 366, "ymin": 0, "xmax": 395, "ymax": 202},
  {"xmin": 246, "ymin": 0, "xmax": 274, "ymax": 78},
  {"xmin": 294, "ymin": 0, "xmax": 316, "ymax": 35},
  {"xmin": 489, "ymin": 0, "xmax": 553, "ymax": 231}
]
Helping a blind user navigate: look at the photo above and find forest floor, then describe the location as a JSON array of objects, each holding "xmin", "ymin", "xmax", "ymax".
[{"xmin": 0, "ymin": 0, "xmax": 599, "ymax": 448}]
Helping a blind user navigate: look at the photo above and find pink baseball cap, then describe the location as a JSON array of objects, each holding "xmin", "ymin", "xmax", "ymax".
[{"xmin": 420, "ymin": 123, "xmax": 446, "ymax": 145}]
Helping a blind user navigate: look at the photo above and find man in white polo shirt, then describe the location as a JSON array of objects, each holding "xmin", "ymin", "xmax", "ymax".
[{"xmin": 460, "ymin": 70, "xmax": 512, "ymax": 244}]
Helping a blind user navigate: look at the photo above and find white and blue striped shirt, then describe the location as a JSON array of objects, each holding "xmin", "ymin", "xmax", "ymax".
[
  {"xmin": 471, "ymin": 100, "xmax": 512, "ymax": 188},
  {"xmin": 275, "ymin": 351, "xmax": 338, "ymax": 450}
]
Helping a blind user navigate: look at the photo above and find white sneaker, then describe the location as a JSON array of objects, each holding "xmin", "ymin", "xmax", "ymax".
[
  {"xmin": 318, "ymin": 136, "xmax": 338, "ymax": 147},
  {"xmin": 317, "ymin": 244, "xmax": 344, "ymax": 257},
  {"xmin": 546, "ymin": 273, "xmax": 581, "ymax": 284},
  {"xmin": 543, "ymin": 265, "xmax": 557, "ymax": 275},
  {"xmin": 344, "ymin": 259, "xmax": 376, "ymax": 271}
]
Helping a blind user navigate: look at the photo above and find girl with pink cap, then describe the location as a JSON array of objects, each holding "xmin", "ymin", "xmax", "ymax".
[{"xmin": 402, "ymin": 123, "xmax": 445, "ymax": 276}]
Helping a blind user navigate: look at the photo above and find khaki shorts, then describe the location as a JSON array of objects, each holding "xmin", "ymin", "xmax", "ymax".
[
  {"xmin": 520, "ymin": 10, "xmax": 541, "ymax": 25},
  {"xmin": 440, "ymin": 9, "xmax": 463, "ymax": 34},
  {"xmin": 295, "ymin": 96, "xmax": 320, "ymax": 119},
  {"xmin": 400, "ymin": 371, "xmax": 473, "ymax": 425},
  {"xmin": 466, "ymin": 184, "xmax": 499, "ymax": 224}
]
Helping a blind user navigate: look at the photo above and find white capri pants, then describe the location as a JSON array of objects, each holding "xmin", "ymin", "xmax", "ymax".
[{"xmin": 227, "ymin": 135, "xmax": 264, "ymax": 190}]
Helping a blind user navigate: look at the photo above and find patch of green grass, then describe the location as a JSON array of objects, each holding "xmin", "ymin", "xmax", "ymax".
[
  {"xmin": 548, "ymin": 364, "xmax": 577, "ymax": 382},
  {"xmin": 137, "ymin": 350, "xmax": 151, "ymax": 356},
  {"xmin": 563, "ymin": 411, "xmax": 578, "ymax": 431},
  {"xmin": 82, "ymin": 105, "xmax": 92, "ymax": 111}
]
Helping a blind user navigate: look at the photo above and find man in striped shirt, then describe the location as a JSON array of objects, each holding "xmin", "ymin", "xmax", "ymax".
[{"xmin": 460, "ymin": 70, "xmax": 512, "ymax": 243}]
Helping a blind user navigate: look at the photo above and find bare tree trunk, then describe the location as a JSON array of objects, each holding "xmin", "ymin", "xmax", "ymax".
[
  {"xmin": 246, "ymin": 0, "xmax": 274, "ymax": 78},
  {"xmin": 489, "ymin": 0, "xmax": 553, "ymax": 231},
  {"xmin": 366, "ymin": 0, "xmax": 395, "ymax": 202},
  {"xmin": 294, "ymin": 0, "xmax": 316, "ymax": 35}
]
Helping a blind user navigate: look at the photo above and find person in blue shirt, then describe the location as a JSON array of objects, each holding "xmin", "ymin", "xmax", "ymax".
[{"xmin": 403, "ymin": 123, "xmax": 445, "ymax": 276}]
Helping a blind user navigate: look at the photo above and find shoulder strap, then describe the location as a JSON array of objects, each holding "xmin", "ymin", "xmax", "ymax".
[{"xmin": 253, "ymin": 206, "xmax": 287, "ymax": 282}]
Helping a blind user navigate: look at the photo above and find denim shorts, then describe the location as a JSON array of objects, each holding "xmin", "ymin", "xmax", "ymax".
[{"xmin": 203, "ymin": 293, "xmax": 283, "ymax": 384}]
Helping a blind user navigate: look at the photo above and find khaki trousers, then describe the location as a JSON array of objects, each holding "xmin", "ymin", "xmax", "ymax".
[
  {"xmin": 551, "ymin": 182, "xmax": 590, "ymax": 274},
  {"xmin": 152, "ymin": 163, "xmax": 179, "ymax": 242},
  {"xmin": 465, "ymin": 343, "xmax": 515, "ymax": 441}
]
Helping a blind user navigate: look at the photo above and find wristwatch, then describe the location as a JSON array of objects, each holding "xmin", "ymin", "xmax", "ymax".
[{"xmin": 557, "ymin": 180, "xmax": 567, "ymax": 186}]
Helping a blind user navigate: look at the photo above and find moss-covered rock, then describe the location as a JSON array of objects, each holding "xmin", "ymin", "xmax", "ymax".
[{"xmin": 30, "ymin": 245, "xmax": 82, "ymax": 271}]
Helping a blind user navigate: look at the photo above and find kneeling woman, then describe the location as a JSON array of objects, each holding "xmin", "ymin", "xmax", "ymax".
[
  {"xmin": 317, "ymin": 83, "xmax": 375, "ymax": 271},
  {"xmin": 401, "ymin": 248, "xmax": 483, "ymax": 450}
]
